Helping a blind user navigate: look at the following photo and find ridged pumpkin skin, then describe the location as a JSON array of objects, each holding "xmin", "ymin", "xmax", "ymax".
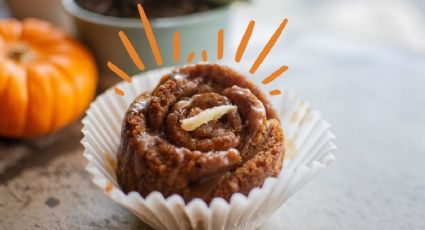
[{"xmin": 0, "ymin": 19, "xmax": 97, "ymax": 138}]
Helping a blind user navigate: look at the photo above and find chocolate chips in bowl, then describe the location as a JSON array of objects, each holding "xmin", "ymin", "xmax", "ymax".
[
  {"xmin": 75, "ymin": 0, "xmax": 217, "ymax": 18},
  {"xmin": 116, "ymin": 64, "xmax": 285, "ymax": 202}
]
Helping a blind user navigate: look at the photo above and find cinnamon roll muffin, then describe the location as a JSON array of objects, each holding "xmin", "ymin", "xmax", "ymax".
[{"xmin": 116, "ymin": 64, "xmax": 285, "ymax": 202}]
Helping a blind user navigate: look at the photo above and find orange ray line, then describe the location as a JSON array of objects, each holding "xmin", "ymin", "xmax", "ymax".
[
  {"xmin": 235, "ymin": 20, "xmax": 255, "ymax": 63},
  {"xmin": 107, "ymin": 61, "xmax": 132, "ymax": 83},
  {"xmin": 217, "ymin": 28, "xmax": 224, "ymax": 60},
  {"xmin": 202, "ymin": 50, "xmax": 208, "ymax": 62},
  {"xmin": 262, "ymin": 66, "xmax": 288, "ymax": 84},
  {"xmin": 137, "ymin": 4, "xmax": 163, "ymax": 66},
  {"xmin": 114, "ymin": 87, "xmax": 125, "ymax": 96},
  {"xmin": 173, "ymin": 31, "xmax": 180, "ymax": 64},
  {"xmin": 269, "ymin": 89, "xmax": 282, "ymax": 95},
  {"xmin": 118, "ymin": 31, "xmax": 145, "ymax": 71},
  {"xmin": 187, "ymin": 52, "xmax": 195, "ymax": 63},
  {"xmin": 105, "ymin": 181, "xmax": 113, "ymax": 193},
  {"xmin": 249, "ymin": 18, "xmax": 288, "ymax": 74}
]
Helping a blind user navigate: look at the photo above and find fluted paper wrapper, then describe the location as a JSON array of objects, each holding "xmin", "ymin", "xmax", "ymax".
[{"xmin": 81, "ymin": 66, "xmax": 336, "ymax": 230}]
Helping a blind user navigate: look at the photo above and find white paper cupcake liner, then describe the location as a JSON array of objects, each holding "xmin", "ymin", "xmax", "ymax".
[{"xmin": 81, "ymin": 65, "xmax": 336, "ymax": 230}]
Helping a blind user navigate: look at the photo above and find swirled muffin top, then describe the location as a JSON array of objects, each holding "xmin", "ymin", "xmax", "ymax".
[{"xmin": 116, "ymin": 64, "xmax": 285, "ymax": 202}]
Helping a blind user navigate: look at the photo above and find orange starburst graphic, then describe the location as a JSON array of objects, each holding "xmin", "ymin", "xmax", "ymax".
[{"xmin": 108, "ymin": 4, "xmax": 289, "ymax": 96}]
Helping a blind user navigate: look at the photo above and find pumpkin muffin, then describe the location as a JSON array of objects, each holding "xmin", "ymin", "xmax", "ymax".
[{"xmin": 116, "ymin": 64, "xmax": 285, "ymax": 202}]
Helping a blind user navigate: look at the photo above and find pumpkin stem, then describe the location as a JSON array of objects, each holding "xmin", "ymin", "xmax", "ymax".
[{"xmin": 7, "ymin": 42, "xmax": 33, "ymax": 63}]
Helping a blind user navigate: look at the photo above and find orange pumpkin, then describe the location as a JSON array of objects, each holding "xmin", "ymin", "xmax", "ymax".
[{"xmin": 0, "ymin": 18, "xmax": 97, "ymax": 138}]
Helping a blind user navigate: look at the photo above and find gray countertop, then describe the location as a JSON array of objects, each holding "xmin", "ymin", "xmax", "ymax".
[{"xmin": 1, "ymin": 0, "xmax": 425, "ymax": 229}]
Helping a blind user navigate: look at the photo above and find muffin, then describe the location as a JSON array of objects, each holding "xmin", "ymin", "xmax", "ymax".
[{"xmin": 116, "ymin": 64, "xmax": 285, "ymax": 202}]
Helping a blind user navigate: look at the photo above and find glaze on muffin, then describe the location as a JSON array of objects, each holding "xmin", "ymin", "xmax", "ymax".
[{"xmin": 116, "ymin": 64, "xmax": 285, "ymax": 202}]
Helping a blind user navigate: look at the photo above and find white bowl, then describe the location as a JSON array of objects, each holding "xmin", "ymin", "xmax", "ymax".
[
  {"xmin": 63, "ymin": 0, "xmax": 231, "ymax": 75},
  {"xmin": 6, "ymin": 0, "xmax": 75, "ymax": 34}
]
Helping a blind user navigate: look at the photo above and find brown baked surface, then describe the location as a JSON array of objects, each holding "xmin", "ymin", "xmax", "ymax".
[{"xmin": 116, "ymin": 64, "xmax": 285, "ymax": 202}]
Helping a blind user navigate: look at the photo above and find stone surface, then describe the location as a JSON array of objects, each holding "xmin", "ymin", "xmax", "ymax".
[
  {"xmin": 0, "ymin": 124, "xmax": 151, "ymax": 230},
  {"xmin": 1, "ymin": 0, "xmax": 425, "ymax": 229}
]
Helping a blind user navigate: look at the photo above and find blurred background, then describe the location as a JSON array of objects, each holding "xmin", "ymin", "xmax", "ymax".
[{"xmin": 0, "ymin": 0, "xmax": 424, "ymax": 229}]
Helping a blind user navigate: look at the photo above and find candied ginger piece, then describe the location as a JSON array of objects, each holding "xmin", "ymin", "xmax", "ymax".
[{"xmin": 181, "ymin": 105, "xmax": 237, "ymax": 131}]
